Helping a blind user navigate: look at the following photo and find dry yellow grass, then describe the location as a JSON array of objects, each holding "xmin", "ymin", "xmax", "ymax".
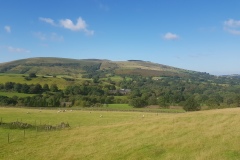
[
  {"xmin": 115, "ymin": 61, "xmax": 178, "ymax": 72},
  {"xmin": 0, "ymin": 107, "xmax": 240, "ymax": 159}
]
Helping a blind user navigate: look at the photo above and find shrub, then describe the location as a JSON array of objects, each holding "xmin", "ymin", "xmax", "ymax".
[{"xmin": 183, "ymin": 96, "xmax": 201, "ymax": 111}]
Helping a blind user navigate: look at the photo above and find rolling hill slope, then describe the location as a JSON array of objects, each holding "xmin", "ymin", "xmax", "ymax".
[{"xmin": 0, "ymin": 57, "xmax": 197, "ymax": 77}]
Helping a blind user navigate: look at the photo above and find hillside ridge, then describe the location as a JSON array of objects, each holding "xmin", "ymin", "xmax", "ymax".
[{"xmin": 0, "ymin": 57, "xmax": 197, "ymax": 77}]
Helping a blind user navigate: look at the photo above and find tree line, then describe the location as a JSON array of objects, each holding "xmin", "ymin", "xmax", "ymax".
[
  {"xmin": 1, "ymin": 72, "xmax": 240, "ymax": 111},
  {"xmin": 0, "ymin": 82, "xmax": 58, "ymax": 94}
]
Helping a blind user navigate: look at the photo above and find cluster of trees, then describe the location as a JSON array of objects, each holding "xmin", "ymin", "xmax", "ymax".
[
  {"xmin": 121, "ymin": 75, "xmax": 240, "ymax": 110},
  {"xmin": 0, "ymin": 96, "xmax": 17, "ymax": 106},
  {"xmin": 16, "ymin": 93, "xmax": 63, "ymax": 107},
  {"xmin": 64, "ymin": 84, "xmax": 115, "ymax": 106},
  {"xmin": 0, "ymin": 81, "xmax": 116, "ymax": 107},
  {"xmin": 0, "ymin": 92, "xmax": 63, "ymax": 107},
  {"xmin": 0, "ymin": 82, "xmax": 58, "ymax": 94}
]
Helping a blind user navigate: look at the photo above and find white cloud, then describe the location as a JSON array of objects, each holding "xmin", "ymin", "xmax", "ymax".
[
  {"xmin": 224, "ymin": 19, "xmax": 240, "ymax": 27},
  {"xmin": 225, "ymin": 29, "xmax": 240, "ymax": 35},
  {"xmin": 59, "ymin": 17, "xmax": 94, "ymax": 35},
  {"xmin": 33, "ymin": 32, "xmax": 63, "ymax": 42},
  {"xmin": 59, "ymin": 18, "xmax": 86, "ymax": 31},
  {"xmin": 39, "ymin": 17, "xmax": 56, "ymax": 26},
  {"xmin": 163, "ymin": 32, "xmax": 179, "ymax": 40},
  {"xmin": 50, "ymin": 33, "xmax": 64, "ymax": 42},
  {"xmin": 4, "ymin": 26, "xmax": 11, "ymax": 33},
  {"xmin": 33, "ymin": 32, "xmax": 46, "ymax": 40},
  {"xmin": 39, "ymin": 16, "xmax": 94, "ymax": 35},
  {"xmin": 7, "ymin": 46, "xmax": 30, "ymax": 53},
  {"xmin": 224, "ymin": 19, "xmax": 240, "ymax": 35}
]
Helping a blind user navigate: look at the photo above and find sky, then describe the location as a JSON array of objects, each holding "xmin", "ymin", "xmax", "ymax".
[{"xmin": 0, "ymin": 0, "xmax": 240, "ymax": 75}]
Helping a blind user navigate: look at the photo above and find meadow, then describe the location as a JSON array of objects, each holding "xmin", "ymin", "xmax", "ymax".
[
  {"xmin": 0, "ymin": 74, "xmax": 77, "ymax": 89},
  {"xmin": 0, "ymin": 92, "xmax": 36, "ymax": 98},
  {"xmin": 0, "ymin": 107, "xmax": 240, "ymax": 160}
]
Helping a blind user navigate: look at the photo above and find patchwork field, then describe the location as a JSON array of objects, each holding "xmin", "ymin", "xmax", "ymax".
[
  {"xmin": 0, "ymin": 107, "xmax": 240, "ymax": 160},
  {"xmin": 0, "ymin": 74, "xmax": 81, "ymax": 89},
  {"xmin": 0, "ymin": 92, "xmax": 36, "ymax": 98}
]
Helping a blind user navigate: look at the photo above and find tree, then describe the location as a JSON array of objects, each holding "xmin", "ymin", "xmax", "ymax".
[
  {"xmin": 14, "ymin": 83, "xmax": 22, "ymax": 92},
  {"xmin": 21, "ymin": 83, "xmax": 30, "ymax": 93},
  {"xmin": 0, "ymin": 84, "xmax": 4, "ymax": 90},
  {"xmin": 5, "ymin": 82, "xmax": 15, "ymax": 90},
  {"xmin": 158, "ymin": 96, "xmax": 170, "ymax": 108},
  {"xmin": 235, "ymin": 95, "xmax": 240, "ymax": 107},
  {"xmin": 43, "ymin": 84, "xmax": 50, "ymax": 92},
  {"xmin": 93, "ymin": 76, "xmax": 99, "ymax": 83},
  {"xmin": 0, "ymin": 96, "xmax": 17, "ymax": 106},
  {"xmin": 129, "ymin": 97, "xmax": 147, "ymax": 108},
  {"xmin": 206, "ymin": 98, "xmax": 220, "ymax": 109},
  {"xmin": 183, "ymin": 96, "xmax": 201, "ymax": 111},
  {"xmin": 29, "ymin": 84, "xmax": 42, "ymax": 94},
  {"xmin": 50, "ymin": 84, "xmax": 58, "ymax": 92},
  {"xmin": 105, "ymin": 96, "xmax": 114, "ymax": 104},
  {"xmin": 29, "ymin": 73, "xmax": 37, "ymax": 78}
]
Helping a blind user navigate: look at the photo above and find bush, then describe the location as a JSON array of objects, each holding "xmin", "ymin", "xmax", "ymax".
[
  {"xmin": 29, "ymin": 73, "xmax": 37, "ymax": 78},
  {"xmin": 183, "ymin": 96, "xmax": 201, "ymax": 111},
  {"xmin": 129, "ymin": 97, "xmax": 147, "ymax": 108}
]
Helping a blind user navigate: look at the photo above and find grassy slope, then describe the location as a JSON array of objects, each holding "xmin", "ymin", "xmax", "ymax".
[
  {"xmin": 0, "ymin": 57, "xmax": 188, "ymax": 76},
  {"xmin": 0, "ymin": 107, "xmax": 240, "ymax": 160},
  {"xmin": 116, "ymin": 61, "xmax": 179, "ymax": 72},
  {"xmin": 0, "ymin": 74, "xmax": 80, "ymax": 89},
  {"xmin": 0, "ymin": 57, "xmax": 101, "ymax": 75}
]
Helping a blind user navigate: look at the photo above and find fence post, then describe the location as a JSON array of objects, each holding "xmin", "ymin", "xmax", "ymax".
[{"xmin": 8, "ymin": 133, "xmax": 10, "ymax": 143}]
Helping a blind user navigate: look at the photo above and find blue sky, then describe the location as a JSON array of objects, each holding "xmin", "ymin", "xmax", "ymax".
[{"xmin": 0, "ymin": 0, "xmax": 240, "ymax": 75}]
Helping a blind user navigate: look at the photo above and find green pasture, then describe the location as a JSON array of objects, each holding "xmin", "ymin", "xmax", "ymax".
[
  {"xmin": 106, "ymin": 104, "xmax": 132, "ymax": 110},
  {"xmin": 0, "ymin": 92, "xmax": 36, "ymax": 98},
  {"xmin": 0, "ymin": 74, "xmax": 26, "ymax": 84},
  {"xmin": 0, "ymin": 74, "xmax": 77, "ymax": 89},
  {"xmin": 0, "ymin": 73, "xmax": 113, "ymax": 89},
  {"xmin": 101, "ymin": 75, "xmax": 123, "ymax": 82},
  {"xmin": 102, "ymin": 104, "xmax": 184, "ymax": 113},
  {"xmin": 0, "ymin": 107, "xmax": 240, "ymax": 160}
]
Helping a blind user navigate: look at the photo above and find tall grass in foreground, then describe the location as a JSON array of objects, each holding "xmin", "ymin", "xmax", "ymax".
[{"xmin": 0, "ymin": 107, "xmax": 240, "ymax": 160}]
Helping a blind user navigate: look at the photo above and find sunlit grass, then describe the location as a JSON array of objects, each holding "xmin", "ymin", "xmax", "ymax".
[
  {"xmin": 0, "ymin": 92, "xmax": 36, "ymax": 98},
  {"xmin": 105, "ymin": 103, "xmax": 132, "ymax": 109},
  {"xmin": 0, "ymin": 74, "xmax": 74, "ymax": 89},
  {"xmin": 0, "ymin": 107, "xmax": 240, "ymax": 159}
]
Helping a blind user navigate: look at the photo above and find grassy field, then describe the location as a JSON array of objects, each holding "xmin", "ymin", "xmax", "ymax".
[
  {"xmin": 0, "ymin": 107, "xmax": 240, "ymax": 160},
  {"xmin": 0, "ymin": 74, "xmax": 78, "ymax": 89},
  {"xmin": 0, "ymin": 92, "xmax": 36, "ymax": 98}
]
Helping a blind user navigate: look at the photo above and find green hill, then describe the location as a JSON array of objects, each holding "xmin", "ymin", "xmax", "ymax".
[
  {"xmin": 0, "ymin": 57, "xmax": 101, "ymax": 75},
  {"xmin": 0, "ymin": 57, "xmax": 194, "ymax": 77}
]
